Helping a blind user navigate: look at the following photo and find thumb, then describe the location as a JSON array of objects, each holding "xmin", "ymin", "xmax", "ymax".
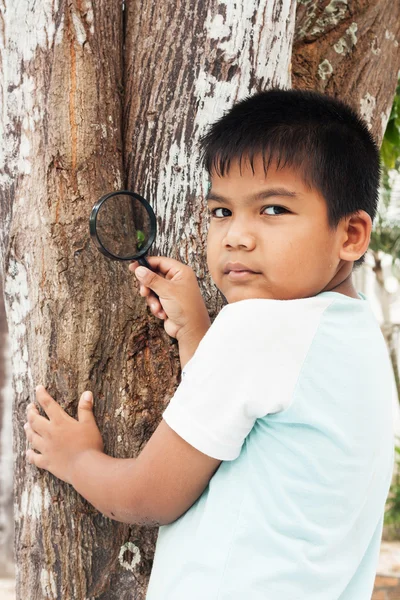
[
  {"xmin": 135, "ymin": 266, "xmax": 169, "ymax": 296},
  {"xmin": 78, "ymin": 391, "xmax": 95, "ymax": 423}
]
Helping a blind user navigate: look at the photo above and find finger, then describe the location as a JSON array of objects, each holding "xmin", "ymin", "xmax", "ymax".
[
  {"xmin": 146, "ymin": 294, "xmax": 166, "ymax": 318},
  {"xmin": 24, "ymin": 423, "xmax": 45, "ymax": 452},
  {"xmin": 27, "ymin": 405, "xmax": 51, "ymax": 436},
  {"xmin": 128, "ymin": 261, "xmax": 139, "ymax": 273},
  {"xmin": 35, "ymin": 385, "xmax": 62, "ymax": 421},
  {"xmin": 139, "ymin": 284, "xmax": 151, "ymax": 298},
  {"xmin": 137, "ymin": 256, "xmax": 186, "ymax": 279},
  {"xmin": 24, "ymin": 419, "xmax": 43, "ymax": 439},
  {"xmin": 77, "ymin": 391, "xmax": 96, "ymax": 424},
  {"xmin": 26, "ymin": 448, "xmax": 47, "ymax": 470},
  {"xmin": 135, "ymin": 266, "xmax": 174, "ymax": 297},
  {"xmin": 26, "ymin": 402, "xmax": 39, "ymax": 417}
]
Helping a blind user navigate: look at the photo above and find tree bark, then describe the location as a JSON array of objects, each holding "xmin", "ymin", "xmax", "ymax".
[
  {"xmin": 292, "ymin": 0, "xmax": 400, "ymax": 145},
  {"xmin": 0, "ymin": 1, "xmax": 152, "ymax": 598},
  {"xmin": 0, "ymin": 0, "xmax": 296, "ymax": 598}
]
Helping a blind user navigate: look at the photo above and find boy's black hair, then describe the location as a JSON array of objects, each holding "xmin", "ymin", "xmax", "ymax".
[{"xmin": 199, "ymin": 88, "xmax": 381, "ymax": 269}]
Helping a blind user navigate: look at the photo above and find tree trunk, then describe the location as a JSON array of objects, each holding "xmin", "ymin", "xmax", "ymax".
[
  {"xmin": 0, "ymin": 0, "xmax": 296, "ymax": 598},
  {"xmin": 372, "ymin": 251, "xmax": 400, "ymax": 404},
  {"xmin": 292, "ymin": 0, "xmax": 400, "ymax": 145}
]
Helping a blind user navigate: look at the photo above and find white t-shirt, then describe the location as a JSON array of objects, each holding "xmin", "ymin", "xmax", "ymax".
[{"xmin": 146, "ymin": 291, "xmax": 394, "ymax": 600}]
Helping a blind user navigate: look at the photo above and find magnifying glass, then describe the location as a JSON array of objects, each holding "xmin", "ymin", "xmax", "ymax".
[{"xmin": 89, "ymin": 190, "xmax": 157, "ymax": 270}]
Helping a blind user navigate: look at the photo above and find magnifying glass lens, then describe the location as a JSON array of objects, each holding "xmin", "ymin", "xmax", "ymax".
[{"xmin": 96, "ymin": 194, "xmax": 152, "ymax": 259}]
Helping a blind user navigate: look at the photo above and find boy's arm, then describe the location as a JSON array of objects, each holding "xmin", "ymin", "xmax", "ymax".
[
  {"xmin": 69, "ymin": 420, "xmax": 221, "ymax": 525},
  {"xmin": 25, "ymin": 386, "xmax": 221, "ymax": 525},
  {"xmin": 177, "ymin": 327, "xmax": 209, "ymax": 368},
  {"xmin": 25, "ymin": 257, "xmax": 215, "ymax": 523}
]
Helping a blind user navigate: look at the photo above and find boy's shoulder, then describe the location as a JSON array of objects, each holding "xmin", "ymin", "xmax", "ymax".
[
  {"xmin": 203, "ymin": 292, "xmax": 372, "ymax": 357},
  {"xmin": 216, "ymin": 293, "xmax": 339, "ymax": 328},
  {"xmin": 218, "ymin": 292, "xmax": 367, "ymax": 319},
  {"xmin": 197, "ymin": 294, "xmax": 340, "ymax": 360}
]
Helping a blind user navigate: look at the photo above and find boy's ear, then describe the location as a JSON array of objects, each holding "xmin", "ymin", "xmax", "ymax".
[{"xmin": 338, "ymin": 210, "xmax": 372, "ymax": 262}]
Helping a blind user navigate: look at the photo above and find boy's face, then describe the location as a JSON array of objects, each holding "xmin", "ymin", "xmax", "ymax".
[{"xmin": 206, "ymin": 155, "xmax": 346, "ymax": 303}]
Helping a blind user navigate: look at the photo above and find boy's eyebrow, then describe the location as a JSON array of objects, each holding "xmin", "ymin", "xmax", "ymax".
[{"xmin": 206, "ymin": 187, "xmax": 299, "ymax": 202}]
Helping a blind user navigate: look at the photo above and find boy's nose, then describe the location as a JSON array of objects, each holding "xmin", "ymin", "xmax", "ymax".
[{"xmin": 222, "ymin": 227, "xmax": 256, "ymax": 251}]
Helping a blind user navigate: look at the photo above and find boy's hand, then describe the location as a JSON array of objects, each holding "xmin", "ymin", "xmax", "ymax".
[
  {"xmin": 129, "ymin": 256, "xmax": 211, "ymax": 342},
  {"xmin": 24, "ymin": 386, "xmax": 104, "ymax": 484}
]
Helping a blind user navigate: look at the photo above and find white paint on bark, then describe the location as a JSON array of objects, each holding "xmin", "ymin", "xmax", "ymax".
[
  {"xmin": 360, "ymin": 92, "xmax": 376, "ymax": 130},
  {"xmin": 0, "ymin": 1, "xmax": 56, "ymax": 63},
  {"xmin": 40, "ymin": 568, "xmax": 57, "ymax": 597},
  {"xmin": 207, "ymin": 13, "xmax": 230, "ymax": 39},
  {"xmin": 72, "ymin": 12, "xmax": 87, "ymax": 46},
  {"xmin": 4, "ymin": 258, "xmax": 33, "ymax": 393},
  {"xmin": 83, "ymin": 0, "xmax": 95, "ymax": 35},
  {"xmin": 55, "ymin": 14, "xmax": 65, "ymax": 45},
  {"xmin": 0, "ymin": 0, "xmax": 62, "ymax": 186},
  {"xmin": 154, "ymin": 0, "xmax": 296, "ymax": 256},
  {"xmin": 19, "ymin": 483, "xmax": 51, "ymax": 520},
  {"xmin": 318, "ymin": 59, "xmax": 333, "ymax": 80},
  {"xmin": 118, "ymin": 542, "xmax": 141, "ymax": 571},
  {"xmin": 0, "ymin": 73, "xmax": 36, "ymax": 185},
  {"xmin": 4, "ymin": 260, "xmax": 31, "ymax": 333}
]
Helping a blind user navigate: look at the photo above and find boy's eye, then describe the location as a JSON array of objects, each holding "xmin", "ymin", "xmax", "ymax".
[
  {"xmin": 211, "ymin": 207, "xmax": 232, "ymax": 218},
  {"xmin": 262, "ymin": 205, "xmax": 288, "ymax": 216},
  {"xmin": 210, "ymin": 206, "xmax": 289, "ymax": 218}
]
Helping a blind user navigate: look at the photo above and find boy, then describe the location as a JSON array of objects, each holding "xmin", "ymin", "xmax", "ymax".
[{"xmin": 25, "ymin": 89, "xmax": 394, "ymax": 599}]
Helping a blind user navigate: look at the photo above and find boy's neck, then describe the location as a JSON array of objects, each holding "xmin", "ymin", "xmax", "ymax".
[{"xmin": 322, "ymin": 272, "xmax": 359, "ymax": 299}]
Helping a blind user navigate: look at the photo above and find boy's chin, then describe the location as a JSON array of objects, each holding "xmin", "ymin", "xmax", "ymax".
[{"xmin": 222, "ymin": 288, "xmax": 273, "ymax": 304}]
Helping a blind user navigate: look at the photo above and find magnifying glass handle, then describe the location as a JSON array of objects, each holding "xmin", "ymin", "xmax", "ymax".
[
  {"xmin": 136, "ymin": 255, "xmax": 178, "ymax": 346},
  {"xmin": 137, "ymin": 256, "xmax": 155, "ymax": 272},
  {"xmin": 136, "ymin": 256, "xmax": 161, "ymax": 303}
]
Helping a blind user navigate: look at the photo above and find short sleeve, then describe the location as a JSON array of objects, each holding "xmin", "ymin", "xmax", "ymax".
[{"xmin": 162, "ymin": 296, "xmax": 333, "ymax": 460}]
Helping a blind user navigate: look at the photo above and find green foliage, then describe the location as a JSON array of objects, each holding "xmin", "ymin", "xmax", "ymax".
[
  {"xmin": 380, "ymin": 79, "xmax": 400, "ymax": 173},
  {"xmin": 369, "ymin": 209, "xmax": 400, "ymax": 261},
  {"xmin": 136, "ymin": 230, "xmax": 145, "ymax": 250}
]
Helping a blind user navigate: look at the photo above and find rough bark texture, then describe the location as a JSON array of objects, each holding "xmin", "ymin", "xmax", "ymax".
[
  {"xmin": 1, "ymin": 1, "xmax": 159, "ymax": 598},
  {"xmin": 292, "ymin": 0, "xmax": 400, "ymax": 145},
  {"xmin": 0, "ymin": 0, "xmax": 295, "ymax": 598}
]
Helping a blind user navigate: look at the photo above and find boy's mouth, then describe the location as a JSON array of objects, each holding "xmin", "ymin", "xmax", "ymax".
[
  {"xmin": 223, "ymin": 262, "xmax": 261, "ymax": 280},
  {"xmin": 226, "ymin": 271, "xmax": 259, "ymax": 281},
  {"xmin": 224, "ymin": 263, "xmax": 256, "ymax": 275}
]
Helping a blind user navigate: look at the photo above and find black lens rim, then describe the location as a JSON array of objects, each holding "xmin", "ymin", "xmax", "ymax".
[{"xmin": 89, "ymin": 190, "xmax": 157, "ymax": 261}]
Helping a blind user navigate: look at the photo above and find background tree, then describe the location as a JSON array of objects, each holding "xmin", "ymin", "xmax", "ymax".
[
  {"xmin": 0, "ymin": 1, "xmax": 399, "ymax": 599},
  {"xmin": 368, "ymin": 80, "xmax": 400, "ymax": 399},
  {"xmin": 0, "ymin": 277, "xmax": 13, "ymax": 578}
]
